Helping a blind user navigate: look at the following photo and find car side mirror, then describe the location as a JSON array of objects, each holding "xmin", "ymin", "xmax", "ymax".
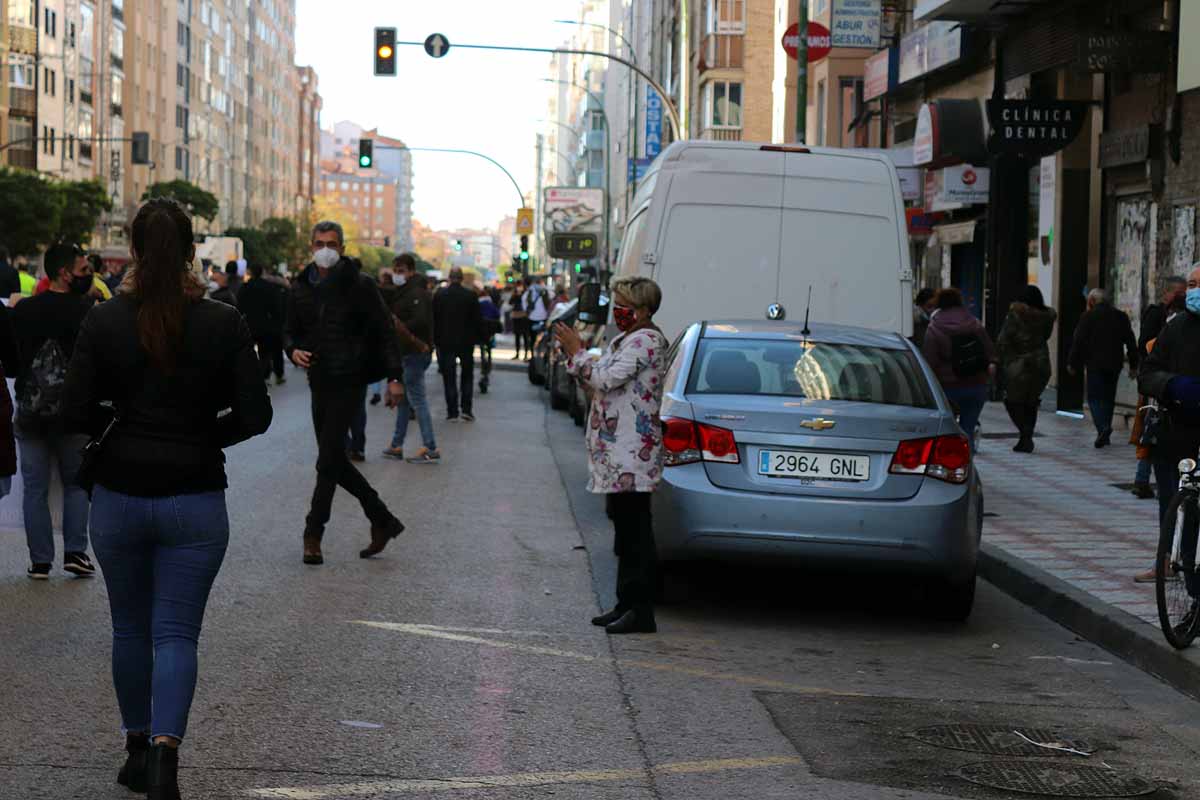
[{"xmin": 578, "ymin": 283, "xmax": 609, "ymax": 325}]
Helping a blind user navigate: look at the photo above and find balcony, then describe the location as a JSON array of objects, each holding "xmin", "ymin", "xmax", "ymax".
[
  {"xmin": 6, "ymin": 149, "xmax": 36, "ymax": 169},
  {"xmin": 701, "ymin": 34, "xmax": 744, "ymax": 72},
  {"xmin": 700, "ymin": 127, "xmax": 743, "ymax": 141},
  {"xmin": 9, "ymin": 87, "xmax": 36, "ymax": 115},
  {"xmin": 7, "ymin": 24, "xmax": 37, "ymax": 55}
]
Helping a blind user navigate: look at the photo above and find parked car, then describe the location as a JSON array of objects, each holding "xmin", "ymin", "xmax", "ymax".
[
  {"xmin": 529, "ymin": 299, "xmax": 577, "ymax": 388},
  {"xmin": 653, "ymin": 319, "xmax": 984, "ymax": 620}
]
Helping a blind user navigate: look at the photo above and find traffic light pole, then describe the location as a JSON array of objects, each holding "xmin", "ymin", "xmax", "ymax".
[
  {"xmin": 373, "ymin": 144, "xmax": 526, "ymax": 208},
  {"xmin": 394, "ymin": 39, "xmax": 682, "ymax": 142},
  {"xmin": 796, "ymin": 3, "xmax": 808, "ymax": 143}
]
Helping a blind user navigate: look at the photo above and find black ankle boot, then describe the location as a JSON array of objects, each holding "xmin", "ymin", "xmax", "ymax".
[
  {"xmin": 117, "ymin": 733, "xmax": 149, "ymax": 792},
  {"xmin": 591, "ymin": 607, "xmax": 626, "ymax": 627},
  {"xmin": 146, "ymin": 743, "xmax": 181, "ymax": 800}
]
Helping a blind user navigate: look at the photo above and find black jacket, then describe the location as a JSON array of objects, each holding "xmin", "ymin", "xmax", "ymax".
[
  {"xmin": 1139, "ymin": 311, "xmax": 1200, "ymax": 456},
  {"xmin": 1138, "ymin": 302, "xmax": 1180, "ymax": 352},
  {"xmin": 236, "ymin": 277, "xmax": 285, "ymax": 337},
  {"xmin": 210, "ymin": 285, "xmax": 238, "ymax": 308},
  {"xmin": 11, "ymin": 290, "xmax": 94, "ymax": 420},
  {"xmin": 432, "ymin": 283, "xmax": 483, "ymax": 353},
  {"xmin": 0, "ymin": 259, "xmax": 21, "ymax": 299},
  {"xmin": 286, "ymin": 258, "xmax": 403, "ymax": 388},
  {"xmin": 391, "ymin": 278, "xmax": 434, "ymax": 353},
  {"xmin": 1068, "ymin": 302, "xmax": 1137, "ymax": 374},
  {"xmin": 62, "ymin": 295, "xmax": 272, "ymax": 496}
]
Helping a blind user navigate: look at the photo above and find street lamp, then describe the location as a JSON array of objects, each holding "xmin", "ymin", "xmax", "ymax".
[{"xmin": 542, "ymin": 78, "xmax": 611, "ymax": 270}]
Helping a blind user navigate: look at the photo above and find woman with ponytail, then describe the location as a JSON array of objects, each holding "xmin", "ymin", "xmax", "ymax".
[{"xmin": 62, "ymin": 198, "xmax": 272, "ymax": 799}]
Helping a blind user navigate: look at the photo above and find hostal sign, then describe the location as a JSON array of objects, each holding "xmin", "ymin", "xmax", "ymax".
[{"xmin": 987, "ymin": 99, "xmax": 1088, "ymax": 160}]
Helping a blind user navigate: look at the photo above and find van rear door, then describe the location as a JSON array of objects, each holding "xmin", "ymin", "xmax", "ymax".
[
  {"xmin": 653, "ymin": 148, "xmax": 785, "ymax": 339},
  {"xmin": 779, "ymin": 152, "xmax": 911, "ymax": 335}
]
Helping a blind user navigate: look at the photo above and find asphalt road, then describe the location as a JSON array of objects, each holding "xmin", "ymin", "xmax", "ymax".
[{"xmin": 1, "ymin": 365, "xmax": 1198, "ymax": 799}]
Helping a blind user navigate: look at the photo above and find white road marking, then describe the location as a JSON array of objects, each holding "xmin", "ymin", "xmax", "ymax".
[
  {"xmin": 1029, "ymin": 655, "xmax": 1113, "ymax": 666},
  {"xmin": 248, "ymin": 755, "xmax": 803, "ymax": 798}
]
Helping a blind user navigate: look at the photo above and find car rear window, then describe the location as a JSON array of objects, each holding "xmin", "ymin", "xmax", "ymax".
[{"xmin": 686, "ymin": 338, "xmax": 935, "ymax": 408}]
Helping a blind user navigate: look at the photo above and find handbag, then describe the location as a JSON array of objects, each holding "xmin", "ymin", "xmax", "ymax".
[{"xmin": 77, "ymin": 406, "xmax": 120, "ymax": 498}]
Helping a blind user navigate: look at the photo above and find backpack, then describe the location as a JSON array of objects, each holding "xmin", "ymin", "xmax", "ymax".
[
  {"xmin": 950, "ymin": 332, "xmax": 988, "ymax": 379},
  {"xmin": 17, "ymin": 339, "xmax": 68, "ymax": 421}
]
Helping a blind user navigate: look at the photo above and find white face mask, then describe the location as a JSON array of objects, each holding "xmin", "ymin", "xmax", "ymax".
[
  {"xmin": 392, "ymin": 273, "xmax": 406, "ymax": 286},
  {"xmin": 313, "ymin": 247, "xmax": 340, "ymax": 269},
  {"xmin": 207, "ymin": 280, "xmax": 220, "ymax": 293}
]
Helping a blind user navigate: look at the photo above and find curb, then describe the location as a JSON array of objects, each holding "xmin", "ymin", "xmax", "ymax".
[{"xmin": 979, "ymin": 543, "xmax": 1200, "ymax": 700}]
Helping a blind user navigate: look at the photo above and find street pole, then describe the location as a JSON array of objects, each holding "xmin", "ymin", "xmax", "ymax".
[
  {"xmin": 796, "ymin": 2, "xmax": 808, "ymax": 143},
  {"xmin": 680, "ymin": 0, "xmax": 690, "ymax": 141},
  {"xmin": 535, "ymin": 134, "xmax": 545, "ymax": 274}
]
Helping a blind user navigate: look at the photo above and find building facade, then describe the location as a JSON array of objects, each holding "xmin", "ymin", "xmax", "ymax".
[{"xmin": 320, "ymin": 120, "xmax": 414, "ymax": 254}]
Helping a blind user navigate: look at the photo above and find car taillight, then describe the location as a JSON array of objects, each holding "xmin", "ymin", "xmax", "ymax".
[
  {"xmin": 661, "ymin": 418, "xmax": 740, "ymax": 466},
  {"xmin": 889, "ymin": 435, "xmax": 970, "ymax": 484}
]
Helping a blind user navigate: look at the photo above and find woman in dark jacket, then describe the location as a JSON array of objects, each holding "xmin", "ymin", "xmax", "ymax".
[
  {"xmin": 63, "ymin": 199, "xmax": 272, "ymax": 799},
  {"xmin": 997, "ymin": 285, "xmax": 1058, "ymax": 453},
  {"xmin": 922, "ymin": 289, "xmax": 997, "ymax": 451}
]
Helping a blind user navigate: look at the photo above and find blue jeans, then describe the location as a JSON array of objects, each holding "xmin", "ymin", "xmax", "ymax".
[
  {"xmin": 89, "ymin": 487, "xmax": 229, "ymax": 741},
  {"xmin": 943, "ymin": 385, "xmax": 988, "ymax": 452},
  {"xmin": 392, "ymin": 353, "xmax": 436, "ymax": 451},
  {"xmin": 17, "ymin": 427, "xmax": 90, "ymax": 564},
  {"xmin": 1135, "ymin": 457, "xmax": 1153, "ymax": 486},
  {"xmin": 1086, "ymin": 368, "xmax": 1120, "ymax": 436}
]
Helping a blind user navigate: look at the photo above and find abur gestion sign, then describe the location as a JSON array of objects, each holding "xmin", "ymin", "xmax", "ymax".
[{"xmin": 986, "ymin": 99, "xmax": 1088, "ymax": 160}]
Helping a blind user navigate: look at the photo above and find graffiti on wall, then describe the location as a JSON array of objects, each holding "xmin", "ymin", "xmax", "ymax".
[
  {"xmin": 1114, "ymin": 197, "xmax": 1151, "ymax": 341},
  {"xmin": 1173, "ymin": 205, "xmax": 1197, "ymax": 278}
]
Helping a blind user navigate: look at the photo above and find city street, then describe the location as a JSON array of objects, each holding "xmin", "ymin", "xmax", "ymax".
[{"xmin": 2, "ymin": 366, "xmax": 1200, "ymax": 799}]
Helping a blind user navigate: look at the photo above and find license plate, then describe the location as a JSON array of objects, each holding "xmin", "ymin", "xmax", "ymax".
[{"xmin": 758, "ymin": 450, "xmax": 871, "ymax": 482}]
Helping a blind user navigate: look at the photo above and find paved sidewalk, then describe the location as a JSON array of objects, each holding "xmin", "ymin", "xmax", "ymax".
[{"xmin": 976, "ymin": 402, "xmax": 1162, "ymax": 624}]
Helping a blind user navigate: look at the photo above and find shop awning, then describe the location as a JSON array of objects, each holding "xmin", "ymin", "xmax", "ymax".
[
  {"xmin": 929, "ymin": 220, "xmax": 979, "ymax": 248},
  {"xmin": 914, "ymin": 0, "xmax": 1056, "ymax": 22}
]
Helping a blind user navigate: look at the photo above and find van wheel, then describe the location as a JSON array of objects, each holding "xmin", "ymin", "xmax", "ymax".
[{"xmin": 928, "ymin": 571, "xmax": 976, "ymax": 622}]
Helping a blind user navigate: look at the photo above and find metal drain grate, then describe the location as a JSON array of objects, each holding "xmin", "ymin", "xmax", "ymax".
[
  {"xmin": 957, "ymin": 760, "xmax": 1156, "ymax": 797},
  {"xmin": 912, "ymin": 724, "xmax": 1091, "ymax": 757}
]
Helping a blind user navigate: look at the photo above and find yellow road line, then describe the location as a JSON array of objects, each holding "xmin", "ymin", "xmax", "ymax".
[
  {"xmin": 350, "ymin": 621, "xmax": 862, "ymax": 696},
  {"xmin": 249, "ymin": 755, "xmax": 803, "ymax": 798}
]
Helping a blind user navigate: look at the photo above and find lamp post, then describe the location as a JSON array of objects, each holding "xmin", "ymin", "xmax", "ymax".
[{"xmin": 543, "ymin": 78, "xmax": 611, "ymax": 271}]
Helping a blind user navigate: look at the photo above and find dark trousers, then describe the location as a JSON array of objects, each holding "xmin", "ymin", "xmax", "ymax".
[
  {"xmin": 255, "ymin": 332, "xmax": 284, "ymax": 380},
  {"xmin": 608, "ymin": 492, "xmax": 657, "ymax": 616},
  {"xmin": 512, "ymin": 318, "xmax": 531, "ymax": 356},
  {"xmin": 439, "ymin": 347, "xmax": 474, "ymax": 417},
  {"xmin": 1086, "ymin": 368, "xmax": 1120, "ymax": 435},
  {"xmin": 347, "ymin": 396, "xmax": 366, "ymax": 455},
  {"xmin": 1004, "ymin": 401, "xmax": 1040, "ymax": 439},
  {"xmin": 306, "ymin": 384, "xmax": 391, "ymax": 538}
]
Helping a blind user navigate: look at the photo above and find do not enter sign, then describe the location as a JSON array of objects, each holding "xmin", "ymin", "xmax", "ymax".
[{"xmin": 782, "ymin": 21, "xmax": 832, "ymax": 62}]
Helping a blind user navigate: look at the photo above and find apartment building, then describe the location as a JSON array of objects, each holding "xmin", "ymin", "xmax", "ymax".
[
  {"xmin": 317, "ymin": 158, "xmax": 400, "ymax": 250},
  {"xmin": 319, "ymin": 120, "xmax": 414, "ymax": 253},
  {"xmin": 5, "ymin": 0, "xmax": 39, "ymax": 170},
  {"xmin": 297, "ymin": 65, "xmax": 320, "ymax": 212}
]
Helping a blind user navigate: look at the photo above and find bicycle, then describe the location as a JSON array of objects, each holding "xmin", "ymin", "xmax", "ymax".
[{"xmin": 1156, "ymin": 454, "xmax": 1200, "ymax": 648}]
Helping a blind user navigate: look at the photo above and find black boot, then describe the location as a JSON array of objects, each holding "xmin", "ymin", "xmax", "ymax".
[
  {"xmin": 605, "ymin": 608, "xmax": 657, "ymax": 634},
  {"xmin": 146, "ymin": 743, "xmax": 181, "ymax": 800},
  {"xmin": 117, "ymin": 733, "xmax": 149, "ymax": 792},
  {"xmin": 360, "ymin": 517, "xmax": 405, "ymax": 558},
  {"xmin": 591, "ymin": 607, "xmax": 626, "ymax": 627}
]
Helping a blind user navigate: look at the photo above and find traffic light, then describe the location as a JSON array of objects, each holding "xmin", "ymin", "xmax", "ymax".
[
  {"xmin": 358, "ymin": 138, "xmax": 373, "ymax": 168},
  {"xmin": 574, "ymin": 262, "xmax": 582, "ymax": 273},
  {"xmin": 374, "ymin": 27, "xmax": 397, "ymax": 76},
  {"xmin": 519, "ymin": 234, "xmax": 530, "ymax": 261},
  {"xmin": 453, "ymin": 239, "xmax": 463, "ymax": 251},
  {"xmin": 131, "ymin": 131, "xmax": 150, "ymax": 164}
]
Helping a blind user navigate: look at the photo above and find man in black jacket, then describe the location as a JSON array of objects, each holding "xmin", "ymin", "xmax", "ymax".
[
  {"xmin": 287, "ymin": 221, "xmax": 406, "ymax": 566},
  {"xmin": 1139, "ymin": 276, "xmax": 1186, "ymax": 352},
  {"xmin": 1069, "ymin": 288, "xmax": 1138, "ymax": 448},
  {"xmin": 0, "ymin": 245, "xmax": 22, "ymax": 300},
  {"xmin": 209, "ymin": 262, "xmax": 239, "ymax": 307},
  {"xmin": 237, "ymin": 263, "xmax": 287, "ymax": 384},
  {"xmin": 432, "ymin": 267, "xmax": 483, "ymax": 423},
  {"xmin": 382, "ymin": 253, "xmax": 439, "ymax": 463}
]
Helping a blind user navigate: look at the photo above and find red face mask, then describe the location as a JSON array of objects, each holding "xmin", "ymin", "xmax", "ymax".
[{"xmin": 613, "ymin": 304, "xmax": 637, "ymax": 331}]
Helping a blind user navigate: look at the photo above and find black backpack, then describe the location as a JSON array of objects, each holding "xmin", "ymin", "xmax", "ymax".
[
  {"xmin": 17, "ymin": 338, "xmax": 68, "ymax": 421},
  {"xmin": 950, "ymin": 333, "xmax": 988, "ymax": 379}
]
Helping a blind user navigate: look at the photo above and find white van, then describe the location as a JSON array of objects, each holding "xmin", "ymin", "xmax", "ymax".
[{"xmin": 614, "ymin": 141, "xmax": 914, "ymax": 341}]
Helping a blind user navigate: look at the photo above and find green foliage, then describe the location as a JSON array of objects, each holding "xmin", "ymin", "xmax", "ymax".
[
  {"xmin": 142, "ymin": 180, "xmax": 219, "ymax": 222},
  {"xmin": 57, "ymin": 179, "xmax": 112, "ymax": 246},
  {"xmin": 224, "ymin": 227, "xmax": 270, "ymax": 270},
  {"xmin": 0, "ymin": 169, "xmax": 64, "ymax": 255},
  {"xmin": 260, "ymin": 217, "xmax": 307, "ymax": 267},
  {"xmin": 356, "ymin": 246, "xmax": 397, "ymax": 277}
]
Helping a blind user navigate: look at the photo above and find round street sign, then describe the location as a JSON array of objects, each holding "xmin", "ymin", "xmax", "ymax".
[
  {"xmin": 424, "ymin": 33, "xmax": 450, "ymax": 58},
  {"xmin": 782, "ymin": 21, "xmax": 832, "ymax": 63}
]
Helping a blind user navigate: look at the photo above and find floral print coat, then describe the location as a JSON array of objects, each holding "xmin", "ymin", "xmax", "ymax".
[{"xmin": 567, "ymin": 326, "xmax": 668, "ymax": 494}]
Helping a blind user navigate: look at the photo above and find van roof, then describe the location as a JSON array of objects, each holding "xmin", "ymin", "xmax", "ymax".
[{"xmin": 658, "ymin": 139, "xmax": 895, "ymax": 166}]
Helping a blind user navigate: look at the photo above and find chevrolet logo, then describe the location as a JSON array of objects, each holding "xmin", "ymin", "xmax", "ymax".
[{"xmin": 800, "ymin": 418, "xmax": 836, "ymax": 431}]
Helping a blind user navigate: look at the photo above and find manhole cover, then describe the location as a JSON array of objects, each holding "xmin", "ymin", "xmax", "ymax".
[
  {"xmin": 957, "ymin": 760, "xmax": 1156, "ymax": 797},
  {"xmin": 913, "ymin": 724, "xmax": 1091, "ymax": 757}
]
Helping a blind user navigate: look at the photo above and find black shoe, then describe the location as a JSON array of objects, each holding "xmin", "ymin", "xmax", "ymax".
[
  {"xmin": 26, "ymin": 563, "xmax": 50, "ymax": 580},
  {"xmin": 348, "ymin": 451, "xmax": 366, "ymax": 463},
  {"xmin": 360, "ymin": 517, "xmax": 405, "ymax": 558},
  {"xmin": 63, "ymin": 551, "xmax": 96, "ymax": 577},
  {"xmin": 605, "ymin": 609, "xmax": 657, "ymax": 634},
  {"xmin": 591, "ymin": 608, "xmax": 626, "ymax": 627},
  {"xmin": 1095, "ymin": 430, "xmax": 1111, "ymax": 448},
  {"xmin": 370, "ymin": 393, "xmax": 382, "ymax": 406},
  {"xmin": 145, "ymin": 743, "xmax": 180, "ymax": 800},
  {"xmin": 461, "ymin": 413, "xmax": 475, "ymax": 423},
  {"xmin": 275, "ymin": 375, "xmax": 286, "ymax": 386},
  {"xmin": 303, "ymin": 534, "xmax": 324, "ymax": 565},
  {"xmin": 446, "ymin": 415, "xmax": 460, "ymax": 423},
  {"xmin": 1133, "ymin": 483, "xmax": 1155, "ymax": 499},
  {"xmin": 1012, "ymin": 436, "xmax": 1034, "ymax": 454},
  {"xmin": 117, "ymin": 733, "xmax": 149, "ymax": 792}
]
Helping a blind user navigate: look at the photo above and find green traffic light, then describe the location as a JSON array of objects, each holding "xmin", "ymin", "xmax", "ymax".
[
  {"xmin": 573, "ymin": 262, "xmax": 582, "ymax": 272},
  {"xmin": 359, "ymin": 155, "xmax": 371, "ymax": 167},
  {"xmin": 519, "ymin": 251, "xmax": 529, "ymax": 261}
]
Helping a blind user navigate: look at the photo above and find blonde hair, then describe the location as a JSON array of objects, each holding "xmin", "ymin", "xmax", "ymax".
[{"xmin": 610, "ymin": 276, "xmax": 662, "ymax": 314}]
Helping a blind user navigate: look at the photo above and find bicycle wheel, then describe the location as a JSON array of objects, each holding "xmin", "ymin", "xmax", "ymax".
[{"xmin": 1156, "ymin": 490, "xmax": 1200, "ymax": 649}]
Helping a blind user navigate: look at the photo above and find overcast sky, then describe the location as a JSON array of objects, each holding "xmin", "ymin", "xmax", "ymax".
[{"xmin": 294, "ymin": 0, "xmax": 580, "ymax": 233}]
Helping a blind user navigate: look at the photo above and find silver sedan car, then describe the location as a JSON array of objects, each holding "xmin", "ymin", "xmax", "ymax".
[{"xmin": 654, "ymin": 320, "xmax": 984, "ymax": 619}]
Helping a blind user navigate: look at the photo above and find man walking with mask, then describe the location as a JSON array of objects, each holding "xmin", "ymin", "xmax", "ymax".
[
  {"xmin": 383, "ymin": 254, "xmax": 439, "ymax": 463},
  {"xmin": 432, "ymin": 267, "xmax": 482, "ymax": 423},
  {"xmin": 287, "ymin": 221, "xmax": 406, "ymax": 565},
  {"xmin": 11, "ymin": 243, "xmax": 97, "ymax": 578}
]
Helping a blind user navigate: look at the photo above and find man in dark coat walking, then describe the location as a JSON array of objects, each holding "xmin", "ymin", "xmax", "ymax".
[
  {"xmin": 287, "ymin": 221, "xmax": 406, "ymax": 566},
  {"xmin": 432, "ymin": 267, "xmax": 482, "ymax": 423},
  {"xmin": 237, "ymin": 263, "xmax": 287, "ymax": 384},
  {"xmin": 1069, "ymin": 288, "xmax": 1138, "ymax": 448},
  {"xmin": 1140, "ymin": 276, "xmax": 1187, "ymax": 352}
]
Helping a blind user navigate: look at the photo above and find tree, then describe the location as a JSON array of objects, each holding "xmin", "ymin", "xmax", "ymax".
[
  {"xmin": 309, "ymin": 194, "xmax": 360, "ymax": 256},
  {"xmin": 260, "ymin": 216, "xmax": 306, "ymax": 267},
  {"xmin": 0, "ymin": 168, "xmax": 64, "ymax": 255},
  {"xmin": 57, "ymin": 179, "xmax": 112, "ymax": 246},
  {"xmin": 143, "ymin": 180, "xmax": 219, "ymax": 222},
  {"xmin": 224, "ymin": 226, "xmax": 271, "ymax": 270},
  {"xmin": 356, "ymin": 246, "xmax": 397, "ymax": 277}
]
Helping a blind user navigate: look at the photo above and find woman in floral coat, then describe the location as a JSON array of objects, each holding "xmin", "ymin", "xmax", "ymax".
[{"xmin": 555, "ymin": 277, "xmax": 667, "ymax": 634}]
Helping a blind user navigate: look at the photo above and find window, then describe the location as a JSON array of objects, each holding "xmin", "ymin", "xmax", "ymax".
[
  {"xmin": 111, "ymin": 73, "xmax": 122, "ymax": 114},
  {"xmin": 809, "ymin": 0, "xmax": 829, "ymax": 16},
  {"xmin": 111, "ymin": 25, "xmax": 124, "ymax": 66},
  {"xmin": 68, "ymin": 21, "xmax": 76, "ymax": 47},
  {"xmin": 340, "ymin": 181, "xmax": 349, "ymax": 190},
  {"xmin": 705, "ymin": 80, "xmax": 743, "ymax": 128},
  {"xmin": 80, "ymin": 4, "xmax": 94, "ymax": 55},
  {"xmin": 43, "ymin": 68, "xmax": 56, "ymax": 96},
  {"xmin": 375, "ymin": 198, "xmax": 384, "ymax": 208},
  {"xmin": 8, "ymin": 58, "xmax": 35, "ymax": 88},
  {"xmin": 68, "ymin": 79, "xmax": 75, "ymax": 103},
  {"xmin": 44, "ymin": 7, "xmax": 57, "ymax": 37},
  {"xmin": 705, "ymin": 0, "xmax": 744, "ymax": 34},
  {"xmin": 42, "ymin": 125, "xmax": 49, "ymax": 153},
  {"xmin": 837, "ymin": 77, "xmax": 864, "ymax": 149},
  {"xmin": 8, "ymin": 0, "xmax": 35, "ymax": 26},
  {"xmin": 49, "ymin": 127, "xmax": 55, "ymax": 155}
]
